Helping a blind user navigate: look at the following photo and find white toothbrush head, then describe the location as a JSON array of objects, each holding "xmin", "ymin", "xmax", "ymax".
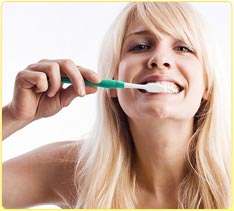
[
  {"xmin": 143, "ymin": 83, "xmax": 167, "ymax": 93},
  {"xmin": 123, "ymin": 82, "xmax": 168, "ymax": 93}
]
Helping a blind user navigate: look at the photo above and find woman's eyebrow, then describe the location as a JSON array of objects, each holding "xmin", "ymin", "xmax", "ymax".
[{"xmin": 125, "ymin": 30, "xmax": 151, "ymax": 38}]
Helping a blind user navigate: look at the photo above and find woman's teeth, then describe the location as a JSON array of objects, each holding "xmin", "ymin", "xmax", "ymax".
[
  {"xmin": 138, "ymin": 80, "xmax": 182, "ymax": 94},
  {"xmin": 155, "ymin": 81, "xmax": 180, "ymax": 94},
  {"xmin": 140, "ymin": 81, "xmax": 180, "ymax": 94}
]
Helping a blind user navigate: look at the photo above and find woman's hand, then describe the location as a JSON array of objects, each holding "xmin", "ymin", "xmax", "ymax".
[{"xmin": 8, "ymin": 59, "xmax": 101, "ymax": 122}]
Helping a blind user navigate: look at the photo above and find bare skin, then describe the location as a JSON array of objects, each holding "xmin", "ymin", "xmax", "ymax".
[
  {"xmin": 112, "ymin": 18, "xmax": 206, "ymax": 208},
  {"xmin": 2, "ymin": 59, "xmax": 101, "ymax": 208},
  {"xmin": 2, "ymin": 57, "xmax": 185, "ymax": 209},
  {"xmin": 3, "ymin": 141, "xmax": 79, "ymax": 208},
  {"xmin": 3, "ymin": 17, "xmax": 206, "ymax": 207}
]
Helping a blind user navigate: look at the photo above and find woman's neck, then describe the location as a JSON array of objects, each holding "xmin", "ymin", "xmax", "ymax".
[{"xmin": 129, "ymin": 118, "xmax": 193, "ymax": 207}]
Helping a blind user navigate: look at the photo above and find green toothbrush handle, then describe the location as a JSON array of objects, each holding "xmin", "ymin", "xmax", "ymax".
[
  {"xmin": 85, "ymin": 79, "xmax": 125, "ymax": 88},
  {"xmin": 61, "ymin": 77, "xmax": 124, "ymax": 89}
]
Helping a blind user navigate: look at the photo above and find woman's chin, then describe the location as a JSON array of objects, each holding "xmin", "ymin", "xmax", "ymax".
[{"xmin": 148, "ymin": 106, "xmax": 170, "ymax": 119}]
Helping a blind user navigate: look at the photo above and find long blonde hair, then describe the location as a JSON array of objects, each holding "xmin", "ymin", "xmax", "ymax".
[{"xmin": 74, "ymin": 2, "xmax": 231, "ymax": 208}]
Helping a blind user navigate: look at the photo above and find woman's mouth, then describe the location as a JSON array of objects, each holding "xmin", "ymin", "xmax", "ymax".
[{"xmin": 138, "ymin": 81, "xmax": 183, "ymax": 94}]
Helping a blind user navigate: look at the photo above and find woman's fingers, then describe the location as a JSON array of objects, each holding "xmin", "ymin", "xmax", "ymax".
[
  {"xmin": 16, "ymin": 70, "xmax": 49, "ymax": 93},
  {"xmin": 38, "ymin": 59, "xmax": 90, "ymax": 97},
  {"xmin": 27, "ymin": 62, "xmax": 61, "ymax": 97},
  {"xmin": 78, "ymin": 66, "xmax": 101, "ymax": 83},
  {"xmin": 9, "ymin": 59, "xmax": 100, "ymax": 122},
  {"xmin": 26, "ymin": 59, "xmax": 101, "ymax": 98},
  {"xmin": 77, "ymin": 66, "xmax": 101, "ymax": 94},
  {"xmin": 53, "ymin": 59, "xmax": 86, "ymax": 96}
]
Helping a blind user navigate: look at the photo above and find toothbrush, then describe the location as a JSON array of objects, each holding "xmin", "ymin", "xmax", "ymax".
[{"xmin": 61, "ymin": 77, "xmax": 166, "ymax": 93}]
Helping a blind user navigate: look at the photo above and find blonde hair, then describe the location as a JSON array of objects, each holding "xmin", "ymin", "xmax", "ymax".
[{"xmin": 74, "ymin": 2, "xmax": 231, "ymax": 208}]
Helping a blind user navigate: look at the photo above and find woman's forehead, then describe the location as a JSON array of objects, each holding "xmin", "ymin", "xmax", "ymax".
[
  {"xmin": 125, "ymin": 18, "xmax": 145, "ymax": 34},
  {"xmin": 124, "ymin": 17, "xmax": 167, "ymax": 41},
  {"xmin": 125, "ymin": 17, "xmax": 153, "ymax": 38},
  {"xmin": 125, "ymin": 7, "xmax": 191, "ymax": 41},
  {"xmin": 124, "ymin": 12, "xmax": 196, "ymax": 47}
]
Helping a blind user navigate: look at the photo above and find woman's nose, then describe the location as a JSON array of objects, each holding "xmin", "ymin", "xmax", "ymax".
[{"xmin": 147, "ymin": 51, "xmax": 172, "ymax": 70}]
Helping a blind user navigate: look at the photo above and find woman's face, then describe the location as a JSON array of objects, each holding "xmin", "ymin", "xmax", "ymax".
[{"xmin": 114, "ymin": 18, "xmax": 206, "ymax": 120}]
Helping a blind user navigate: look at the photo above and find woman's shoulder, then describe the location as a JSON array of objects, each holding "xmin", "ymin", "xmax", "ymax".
[
  {"xmin": 32, "ymin": 140, "xmax": 84, "ymax": 208},
  {"xmin": 3, "ymin": 140, "xmax": 84, "ymax": 208},
  {"xmin": 44, "ymin": 140, "xmax": 82, "ymax": 161},
  {"xmin": 39, "ymin": 140, "xmax": 83, "ymax": 208},
  {"xmin": 29, "ymin": 140, "xmax": 81, "ymax": 173}
]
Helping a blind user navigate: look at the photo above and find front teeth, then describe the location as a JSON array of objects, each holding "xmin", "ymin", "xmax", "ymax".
[{"xmin": 155, "ymin": 81, "xmax": 180, "ymax": 94}]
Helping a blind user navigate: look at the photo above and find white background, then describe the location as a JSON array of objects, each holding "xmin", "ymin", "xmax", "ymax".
[{"xmin": 2, "ymin": 2, "xmax": 231, "ymax": 209}]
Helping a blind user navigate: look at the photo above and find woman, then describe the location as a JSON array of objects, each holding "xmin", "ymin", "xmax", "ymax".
[{"xmin": 2, "ymin": 2, "xmax": 231, "ymax": 208}]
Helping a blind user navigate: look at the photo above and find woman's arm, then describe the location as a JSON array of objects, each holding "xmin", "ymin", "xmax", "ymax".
[
  {"xmin": 2, "ymin": 105, "xmax": 32, "ymax": 140},
  {"xmin": 2, "ymin": 59, "xmax": 100, "ymax": 208},
  {"xmin": 2, "ymin": 141, "xmax": 78, "ymax": 208}
]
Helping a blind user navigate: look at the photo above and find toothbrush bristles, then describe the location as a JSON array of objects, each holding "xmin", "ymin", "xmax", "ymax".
[{"xmin": 145, "ymin": 83, "xmax": 167, "ymax": 93}]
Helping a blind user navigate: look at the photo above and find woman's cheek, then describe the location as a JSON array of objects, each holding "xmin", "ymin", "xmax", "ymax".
[
  {"xmin": 118, "ymin": 55, "xmax": 143, "ymax": 81},
  {"xmin": 118, "ymin": 59, "xmax": 132, "ymax": 80}
]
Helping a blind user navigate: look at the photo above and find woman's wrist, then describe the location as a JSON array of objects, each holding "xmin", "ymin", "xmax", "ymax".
[{"xmin": 2, "ymin": 104, "xmax": 34, "ymax": 140}]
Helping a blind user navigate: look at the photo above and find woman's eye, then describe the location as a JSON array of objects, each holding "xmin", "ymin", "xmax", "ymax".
[
  {"xmin": 128, "ymin": 43, "xmax": 151, "ymax": 52},
  {"xmin": 175, "ymin": 46, "xmax": 193, "ymax": 53}
]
